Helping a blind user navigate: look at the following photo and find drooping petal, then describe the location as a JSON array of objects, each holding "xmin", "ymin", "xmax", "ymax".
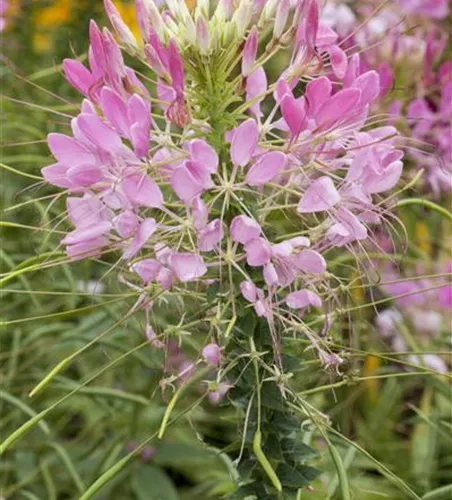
[
  {"xmin": 315, "ymin": 88, "xmax": 361, "ymax": 130},
  {"xmin": 198, "ymin": 219, "xmax": 224, "ymax": 252},
  {"xmin": 240, "ymin": 280, "xmax": 258, "ymax": 302},
  {"xmin": 113, "ymin": 210, "xmax": 139, "ymax": 237},
  {"xmin": 47, "ymin": 133, "xmax": 95, "ymax": 166},
  {"xmin": 63, "ymin": 59, "xmax": 94, "ymax": 97},
  {"xmin": 298, "ymin": 176, "xmax": 341, "ymax": 213},
  {"xmin": 123, "ymin": 217, "xmax": 157, "ymax": 259},
  {"xmin": 67, "ymin": 164, "xmax": 103, "ymax": 187},
  {"xmin": 328, "ymin": 45, "xmax": 348, "ymax": 79},
  {"xmin": 131, "ymin": 258, "xmax": 162, "ymax": 284},
  {"xmin": 293, "ymin": 249, "xmax": 327, "ymax": 274}
]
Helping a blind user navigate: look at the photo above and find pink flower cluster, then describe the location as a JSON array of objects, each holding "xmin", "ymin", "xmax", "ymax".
[
  {"xmin": 322, "ymin": 0, "xmax": 451, "ymax": 195},
  {"xmin": 42, "ymin": 0, "xmax": 406, "ymax": 363}
]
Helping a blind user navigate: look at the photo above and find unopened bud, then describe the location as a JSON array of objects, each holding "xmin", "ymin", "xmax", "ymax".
[
  {"xmin": 104, "ymin": 0, "xmax": 139, "ymax": 51},
  {"xmin": 273, "ymin": 0, "xmax": 290, "ymax": 40},
  {"xmin": 196, "ymin": 16, "xmax": 210, "ymax": 54}
]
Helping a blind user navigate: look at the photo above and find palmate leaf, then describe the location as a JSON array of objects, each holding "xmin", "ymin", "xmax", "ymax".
[{"xmin": 276, "ymin": 463, "xmax": 322, "ymax": 489}]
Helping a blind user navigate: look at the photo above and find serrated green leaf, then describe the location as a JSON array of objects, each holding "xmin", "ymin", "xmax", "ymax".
[{"xmin": 276, "ymin": 463, "xmax": 321, "ymax": 488}]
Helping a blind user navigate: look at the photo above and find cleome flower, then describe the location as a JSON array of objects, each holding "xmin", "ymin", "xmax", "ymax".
[{"xmin": 42, "ymin": 0, "xmax": 406, "ymax": 370}]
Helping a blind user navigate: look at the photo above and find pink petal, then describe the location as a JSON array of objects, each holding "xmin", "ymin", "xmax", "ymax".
[
  {"xmin": 245, "ymin": 151, "xmax": 287, "ymax": 186},
  {"xmin": 63, "ymin": 59, "xmax": 94, "ymax": 97},
  {"xmin": 47, "ymin": 133, "xmax": 95, "ymax": 166},
  {"xmin": 66, "ymin": 236, "xmax": 107, "ymax": 260},
  {"xmin": 197, "ymin": 219, "xmax": 224, "ymax": 252},
  {"xmin": 100, "ymin": 87, "xmax": 129, "ymax": 137},
  {"xmin": 245, "ymin": 238, "xmax": 272, "ymax": 266},
  {"xmin": 189, "ymin": 139, "xmax": 219, "ymax": 173},
  {"xmin": 298, "ymin": 176, "xmax": 341, "ymax": 213},
  {"xmin": 230, "ymin": 119, "xmax": 259, "ymax": 167},
  {"xmin": 42, "ymin": 163, "xmax": 72, "ymax": 188},
  {"xmin": 263, "ymin": 263, "xmax": 279, "ymax": 286},
  {"xmin": 315, "ymin": 88, "xmax": 361, "ymax": 130},
  {"xmin": 293, "ymin": 249, "xmax": 326, "ymax": 274},
  {"xmin": 305, "ymin": 77, "xmax": 332, "ymax": 116},
  {"xmin": 67, "ymin": 164, "xmax": 103, "ymax": 186},
  {"xmin": 286, "ymin": 289, "xmax": 322, "ymax": 309},
  {"xmin": 131, "ymin": 258, "xmax": 162, "ymax": 284},
  {"xmin": 240, "ymin": 280, "xmax": 258, "ymax": 302},
  {"xmin": 169, "ymin": 253, "xmax": 207, "ymax": 282},
  {"xmin": 246, "ymin": 67, "xmax": 268, "ymax": 118},
  {"xmin": 352, "ymin": 71, "xmax": 380, "ymax": 107},
  {"xmin": 77, "ymin": 113, "xmax": 124, "ymax": 153},
  {"xmin": 242, "ymin": 26, "xmax": 258, "ymax": 77},
  {"xmin": 113, "ymin": 210, "xmax": 139, "ymax": 237},
  {"xmin": 123, "ymin": 218, "xmax": 157, "ymax": 259},
  {"xmin": 120, "ymin": 174, "xmax": 164, "ymax": 208},
  {"xmin": 281, "ymin": 95, "xmax": 307, "ymax": 137},
  {"xmin": 328, "ymin": 45, "xmax": 348, "ymax": 79},
  {"xmin": 202, "ymin": 343, "xmax": 221, "ymax": 366},
  {"xmin": 62, "ymin": 221, "xmax": 112, "ymax": 245},
  {"xmin": 230, "ymin": 215, "xmax": 261, "ymax": 244}
]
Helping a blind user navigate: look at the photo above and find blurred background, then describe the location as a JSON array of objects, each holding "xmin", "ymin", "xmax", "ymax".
[{"xmin": 1, "ymin": 1, "xmax": 451, "ymax": 499}]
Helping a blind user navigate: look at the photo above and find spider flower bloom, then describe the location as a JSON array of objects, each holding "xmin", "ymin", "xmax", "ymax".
[{"xmin": 43, "ymin": 0, "xmax": 406, "ymax": 376}]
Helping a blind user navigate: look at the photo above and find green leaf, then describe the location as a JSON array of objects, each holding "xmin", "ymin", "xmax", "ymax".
[
  {"xmin": 280, "ymin": 439, "xmax": 318, "ymax": 461},
  {"xmin": 422, "ymin": 484, "xmax": 452, "ymax": 500},
  {"xmin": 276, "ymin": 463, "xmax": 321, "ymax": 489},
  {"xmin": 260, "ymin": 383, "xmax": 284, "ymax": 411},
  {"xmin": 132, "ymin": 465, "xmax": 179, "ymax": 500}
]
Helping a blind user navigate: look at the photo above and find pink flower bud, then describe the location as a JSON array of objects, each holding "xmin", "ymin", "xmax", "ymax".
[
  {"xmin": 230, "ymin": 215, "xmax": 261, "ymax": 244},
  {"xmin": 196, "ymin": 16, "xmax": 210, "ymax": 54},
  {"xmin": 240, "ymin": 280, "xmax": 258, "ymax": 302},
  {"xmin": 202, "ymin": 343, "xmax": 221, "ymax": 366},
  {"xmin": 286, "ymin": 289, "xmax": 322, "ymax": 310},
  {"xmin": 242, "ymin": 26, "xmax": 258, "ymax": 77},
  {"xmin": 104, "ymin": 0, "xmax": 138, "ymax": 50},
  {"xmin": 274, "ymin": 0, "xmax": 290, "ymax": 39}
]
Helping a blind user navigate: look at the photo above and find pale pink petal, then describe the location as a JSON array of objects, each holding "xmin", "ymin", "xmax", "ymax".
[
  {"xmin": 293, "ymin": 249, "xmax": 326, "ymax": 274},
  {"xmin": 245, "ymin": 151, "xmax": 287, "ymax": 186},
  {"xmin": 198, "ymin": 219, "xmax": 224, "ymax": 251},
  {"xmin": 230, "ymin": 215, "xmax": 261, "ymax": 244},
  {"xmin": 169, "ymin": 253, "xmax": 208, "ymax": 282},
  {"xmin": 131, "ymin": 258, "xmax": 162, "ymax": 284},
  {"xmin": 298, "ymin": 176, "xmax": 341, "ymax": 213},
  {"xmin": 120, "ymin": 174, "xmax": 164, "ymax": 208},
  {"xmin": 240, "ymin": 280, "xmax": 258, "ymax": 302},
  {"xmin": 113, "ymin": 210, "xmax": 139, "ymax": 237},
  {"xmin": 67, "ymin": 164, "xmax": 103, "ymax": 187},
  {"xmin": 123, "ymin": 218, "xmax": 157, "ymax": 259},
  {"xmin": 286, "ymin": 289, "xmax": 322, "ymax": 309},
  {"xmin": 230, "ymin": 119, "xmax": 259, "ymax": 167},
  {"xmin": 281, "ymin": 95, "xmax": 307, "ymax": 137},
  {"xmin": 189, "ymin": 139, "xmax": 219, "ymax": 173},
  {"xmin": 245, "ymin": 238, "xmax": 272, "ymax": 266}
]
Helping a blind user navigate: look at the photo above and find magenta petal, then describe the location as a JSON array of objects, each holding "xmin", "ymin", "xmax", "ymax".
[
  {"xmin": 77, "ymin": 113, "xmax": 124, "ymax": 153},
  {"xmin": 305, "ymin": 77, "xmax": 332, "ymax": 116},
  {"xmin": 353, "ymin": 70, "xmax": 380, "ymax": 107},
  {"xmin": 298, "ymin": 176, "xmax": 341, "ymax": 213},
  {"xmin": 230, "ymin": 215, "xmax": 261, "ymax": 244},
  {"xmin": 328, "ymin": 45, "xmax": 348, "ymax": 80},
  {"xmin": 189, "ymin": 139, "xmax": 219, "ymax": 173},
  {"xmin": 169, "ymin": 253, "xmax": 207, "ymax": 282},
  {"xmin": 192, "ymin": 197, "xmax": 208, "ymax": 230},
  {"xmin": 245, "ymin": 151, "xmax": 287, "ymax": 186},
  {"xmin": 242, "ymin": 26, "xmax": 258, "ymax": 77},
  {"xmin": 67, "ymin": 164, "xmax": 103, "ymax": 186},
  {"xmin": 130, "ymin": 123, "xmax": 150, "ymax": 158},
  {"xmin": 100, "ymin": 87, "xmax": 130, "ymax": 137},
  {"xmin": 47, "ymin": 133, "xmax": 95, "ymax": 166},
  {"xmin": 315, "ymin": 88, "xmax": 361, "ymax": 130},
  {"xmin": 286, "ymin": 289, "xmax": 322, "ymax": 309},
  {"xmin": 120, "ymin": 174, "xmax": 164, "ymax": 208},
  {"xmin": 131, "ymin": 258, "xmax": 162, "ymax": 284},
  {"xmin": 281, "ymin": 94, "xmax": 307, "ymax": 137},
  {"xmin": 293, "ymin": 249, "xmax": 326, "ymax": 274},
  {"xmin": 63, "ymin": 59, "xmax": 94, "ymax": 96},
  {"xmin": 246, "ymin": 67, "xmax": 268, "ymax": 118},
  {"xmin": 230, "ymin": 119, "xmax": 259, "ymax": 167},
  {"xmin": 245, "ymin": 238, "xmax": 272, "ymax": 267},
  {"xmin": 42, "ymin": 163, "xmax": 72, "ymax": 188}
]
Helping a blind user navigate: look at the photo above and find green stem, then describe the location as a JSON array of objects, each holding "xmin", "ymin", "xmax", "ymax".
[{"xmin": 395, "ymin": 198, "xmax": 452, "ymax": 222}]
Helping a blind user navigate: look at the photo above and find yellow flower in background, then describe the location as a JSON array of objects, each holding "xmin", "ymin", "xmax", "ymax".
[
  {"xmin": 414, "ymin": 221, "xmax": 432, "ymax": 255},
  {"xmin": 33, "ymin": 0, "xmax": 71, "ymax": 52},
  {"xmin": 114, "ymin": 0, "xmax": 139, "ymax": 39}
]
